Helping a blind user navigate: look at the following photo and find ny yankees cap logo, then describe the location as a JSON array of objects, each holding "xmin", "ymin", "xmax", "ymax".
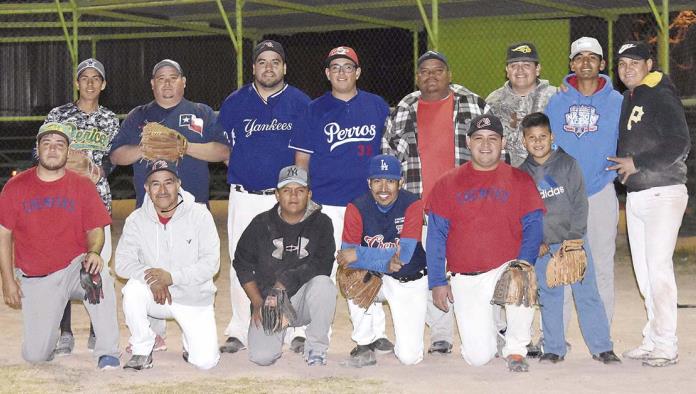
[
  {"xmin": 287, "ymin": 167, "xmax": 298, "ymax": 177},
  {"xmin": 476, "ymin": 117, "xmax": 492, "ymax": 129},
  {"xmin": 380, "ymin": 159, "xmax": 389, "ymax": 171},
  {"xmin": 618, "ymin": 43, "xmax": 636, "ymax": 54},
  {"xmin": 277, "ymin": 165, "xmax": 308, "ymax": 188},
  {"xmin": 511, "ymin": 45, "xmax": 532, "ymax": 53}
]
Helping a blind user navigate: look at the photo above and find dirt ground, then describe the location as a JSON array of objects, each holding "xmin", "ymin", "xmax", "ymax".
[{"xmin": 2, "ymin": 204, "xmax": 696, "ymax": 393}]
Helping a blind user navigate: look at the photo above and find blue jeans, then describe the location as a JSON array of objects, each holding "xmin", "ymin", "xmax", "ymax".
[{"xmin": 536, "ymin": 240, "xmax": 613, "ymax": 356}]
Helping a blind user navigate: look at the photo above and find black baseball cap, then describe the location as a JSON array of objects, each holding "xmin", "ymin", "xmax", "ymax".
[
  {"xmin": 417, "ymin": 50, "xmax": 448, "ymax": 67},
  {"xmin": 507, "ymin": 42, "xmax": 539, "ymax": 63},
  {"xmin": 146, "ymin": 159, "xmax": 179, "ymax": 180},
  {"xmin": 617, "ymin": 41, "xmax": 651, "ymax": 61},
  {"xmin": 253, "ymin": 40, "xmax": 286, "ymax": 63},
  {"xmin": 468, "ymin": 114, "xmax": 504, "ymax": 136}
]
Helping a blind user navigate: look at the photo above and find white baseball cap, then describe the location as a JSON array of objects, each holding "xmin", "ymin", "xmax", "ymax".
[{"xmin": 569, "ymin": 37, "xmax": 603, "ymax": 59}]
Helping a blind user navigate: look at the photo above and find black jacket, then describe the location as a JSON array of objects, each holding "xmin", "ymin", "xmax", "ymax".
[
  {"xmin": 618, "ymin": 72, "xmax": 690, "ymax": 192},
  {"xmin": 233, "ymin": 200, "xmax": 335, "ymax": 298}
]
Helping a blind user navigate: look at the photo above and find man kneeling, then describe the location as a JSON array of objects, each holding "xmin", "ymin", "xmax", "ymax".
[
  {"xmin": 235, "ymin": 165, "xmax": 336, "ymax": 366},
  {"xmin": 116, "ymin": 160, "xmax": 220, "ymax": 370}
]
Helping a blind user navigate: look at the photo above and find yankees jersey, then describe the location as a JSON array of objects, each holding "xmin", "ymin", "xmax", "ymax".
[
  {"xmin": 290, "ymin": 90, "xmax": 389, "ymax": 206},
  {"xmin": 111, "ymin": 99, "xmax": 226, "ymax": 207},
  {"xmin": 545, "ymin": 74, "xmax": 622, "ymax": 196},
  {"xmin": 218, "ymin": 83, "xmax": 311, "ymax": 190}
]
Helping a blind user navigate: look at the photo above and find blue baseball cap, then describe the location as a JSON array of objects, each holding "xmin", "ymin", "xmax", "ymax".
[{"xmin": 368, "ymin": 154, "xmax": 401, "ymax": 180}]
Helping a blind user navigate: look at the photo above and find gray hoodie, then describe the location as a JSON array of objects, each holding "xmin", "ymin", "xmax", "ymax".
[{"xmin": 519, "ymin": 148, "xmax": 587, "ymax": 244}]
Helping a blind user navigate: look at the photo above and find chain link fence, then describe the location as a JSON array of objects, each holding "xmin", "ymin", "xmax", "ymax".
[{"xmin": 1, "ymin": 5, "xmax": 694, "ymax": 207}]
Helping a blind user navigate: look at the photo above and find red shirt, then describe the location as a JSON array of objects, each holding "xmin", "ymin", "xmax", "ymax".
[
  {"xmin": 427, "ymin": 163, "xmax": 544, "ymax": 272},
  {"xmin": 417, "ymin": 94, "xmax": 455, "ymax": 204},
  {"xmin": 0, "ymin": 168, "xmax": 111, "ymax": 276}
]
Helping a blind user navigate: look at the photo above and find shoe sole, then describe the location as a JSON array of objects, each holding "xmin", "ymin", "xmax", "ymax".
[
  {"xmin": 372, "ymin": 349, "xmax": 393, "ymax": 356},
  {"xmin": 53, "ymin": 350, "xmax": 73, "ymax": 357},
  {"xmin": 642, "ymin": 357, "xmax": 678, "ymax": 367},
  {"xmin": 623, "ymin": 353, "xmax": 651, "ymax": 360},
  {"xmin": 99, "ymin": 365, "xmax": 121, "ymax": 371},
  {"xmin": 428, "ymin": 349, "xmax": 452, "ymax": 355},
  {"xmin": 508, "ymin": 364, "xmax": 529, "ymax": 372},
  {"xmin": 124, "ymin": 363, "xmax": 153, "ymax": 371}
]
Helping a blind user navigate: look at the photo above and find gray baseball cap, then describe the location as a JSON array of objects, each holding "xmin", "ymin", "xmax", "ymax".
[
  {"xmin": 152, "ymin": 59, "xmax": 183, "ymax": 76},
  {"xmin": 77, "ymin": 58, "xmax": 106, "ymax": 79},
  {"xmin": 277, "ymin": 165, "xmax": 309, "ymax": 188}
]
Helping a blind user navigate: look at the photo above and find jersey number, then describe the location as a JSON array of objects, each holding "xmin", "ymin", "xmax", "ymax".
[{"xmin": 357, "ymin": 144, "xmax": 373, "ymax": 157}]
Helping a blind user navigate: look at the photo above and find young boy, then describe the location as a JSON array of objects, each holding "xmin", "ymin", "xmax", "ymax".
[{"xmin": 518, "ymin": 112, "xmax": 620, "ymax": 364}]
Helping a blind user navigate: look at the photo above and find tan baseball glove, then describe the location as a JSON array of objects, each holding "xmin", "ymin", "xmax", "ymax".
[
  {"xmin": 66, "ymin": 149, "xmax": 101, "ymax": 183},
  {"xmin": 546, "ymin": 239, "xmax": 587, "ymax": 288},
  {"xmin": 336, "ymin": 265, "xmax": 382, "ymax": 309},
  {"xmin": 140, "ymin": 122, "xmax": 188, "ymax": 162},
  {"xmin": 491, "ymin": 260, "xmax": 538, "ymax": 307}
]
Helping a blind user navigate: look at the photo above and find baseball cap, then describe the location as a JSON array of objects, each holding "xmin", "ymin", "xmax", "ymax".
[
  {"xmin": 325, "ymin": 46, "xmax": 360, "ymax": 67},
  {"xmin": 507, "ymin": 42, "xmax": 539, "ymax": 63},
  {"xmin": 253, "ymin": 40, "xmax": 286, "ymax": 63},
  {"xmin": 145, "ymin": 159, "xmax": 179, "ymax": 179},
  {"xmin": 277, "ymin": 165, "xmax": 308, "ymax": 188},
  {"xmin": 152, "ymin": 59, "xmax": 183, "ymax": 77},
  {"xmin": 37, "ymin": 122, "xmax": 74, "ymax": 144},
  {"xmin": 617, "ymin": 41, "xmax": 651, "ymax": 60},
  {"xmin": 569, "ymin": 37, "xmax": 603, "ymax": 59},
  {"xmin": 417, "ymin": 50, "xmax": 448, "ymax": 68},
  {"xmin": 77, "ymin": 58, "xmax": 106, "ymax": 79},
  {"xmin": 368, "ymin": 154, "xmax": 401, "ymax": 180},
  {"xmin": 468, "ymin": 114, "xmax": 504, "ymax": 136}
]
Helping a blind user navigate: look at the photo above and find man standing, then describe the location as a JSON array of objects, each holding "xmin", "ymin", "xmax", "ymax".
[
  {"xmin": 234, "ymin": 165, "xmax": 336, "ymax": 366},
  {"xmin": 110, "ymin": 59, "xmax": 229, "ymax": 207},
  {"xmin": 116, "ymin": 160, "xmax": 220, "ymax": 371},
  {"xmin": 427, "ymin": 114, "xmax": 544, "ymax": 372},
  {"xmin": 0, "ymin": 122, "xmax": 120, "ymax": 369},
  {"xmin": 217, "ymin": 40, "xmax": 311, "ymax": 354},
  {"xmin": 45, "ymin": 58, "xmax": 120, "ymax": 355},
  {"xmin": 382, "ymin": 50, "xmax": 488, "ymax": 354},
  {"xmin": 291, "ymin": 46, "xmax": 393, "ymax": 356},
  {"xmin": 486, "ymin": 42, "xmax": 557, "ymax": 167},
  {"xmin": 545, "ymin": 37, "xmax": 623, "ymax": 324},
  {"xmin": 610, "ymin": 41, "xmax": 690, "ymax": 367}
]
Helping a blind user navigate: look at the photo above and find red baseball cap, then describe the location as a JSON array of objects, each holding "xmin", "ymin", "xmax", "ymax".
[{"xmin": 325, "ymin": 46, "xmax": 360, "ymax": 67}]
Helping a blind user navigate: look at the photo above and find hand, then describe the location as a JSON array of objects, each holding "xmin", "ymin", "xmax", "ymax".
[
  {"xmin": 251, "ymin": 303, "xmax": 263, "ymax": 328},
  {"xmin": 2, "ymin": 277, "xmax": 23, "ymax": 308},
  {"xmin": 145, "ymin": 268, "xmax": 173, "ymax": 287},
  {"xmin": 272, "ymin": 281, "xmax": 286, "ymax": 291},
  {"xmin": 387, "ymin": 247, "xmax": 403, "ymax": 273},
  {"xmin": 539, "ymin": 243, "xmax": 550, "ymax": 257},
  {"xmin": 150, "ymin": 285, "xmax": 172, "ymax": 305},
  {"xmin": 82, "ymin": 251, "xmax": 103, "ymax": 274},
  {"xmin": 336, "ymin": 249, "xmax": 358, "ymax": 267},
  {"xmin": 432, "ymin": 284, "xmax": 454, "ymax": 313},
  {"xmin": 607, "ymin": 156, "xmax": 638, "ymax": 184}
]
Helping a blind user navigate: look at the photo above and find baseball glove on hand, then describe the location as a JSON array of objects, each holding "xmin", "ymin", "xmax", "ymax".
[
  {"xmin": 66, "ymin": 149, "xmax": 101, "ymax": 183},
  {"xmin": 262, "ymin": 288, "xmax": 297, "ymax": 335},
  {"xmin": 491, "ymin": 260, "xmax": 538, "ymax": 307},
  {"xmin": 546, "ymin": 239, "xmax": 587, "ymax": 288},
  {"xmin": 336, "ymin": 265, "xmax": 382, "ymax": 309},
  {"xmin": 79, "ymin": 266, "xmax": 104, "ymax": 304},
  {"xmin": 140, "ymin": 122, "xmax": 188, "ymax": 162}
]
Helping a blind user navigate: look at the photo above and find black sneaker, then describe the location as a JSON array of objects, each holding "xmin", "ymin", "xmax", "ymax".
[
  {"xmin": 290, "ymin": 337, "xmax": 305, "ymax": 354},
  {"xmin": 539, "ymin": 353, "xmax": 564, "ymax": 364},
  {"xmin": 344, "ymin": 345, "xmax": 376, "ymax": 368},
  {"xmin": 428, "ymin": 340, "xmax": 453, "ymax": 355},
  {"xmin": 526, "ymin": 341, "xmax": 542, "ymax": 359},
  {"xmin": 368, "ymin": 338, "xmax": 394, "ymax": 355},
  {"xmin": 219, "ymin": 337, "xmax": 246, "ymax": 354},
  {"xmin": 592, "ymin": 350, "xmax": 621, "ymax": 364},
  {"xmin": 182, "ymin": 350, "xmax": 189, "ymax": 363}
]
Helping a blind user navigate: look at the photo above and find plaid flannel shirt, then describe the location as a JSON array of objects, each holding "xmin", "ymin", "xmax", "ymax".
[{"xmin": 381, "ymin": 84, "xmax": 489, "ymax": 196}]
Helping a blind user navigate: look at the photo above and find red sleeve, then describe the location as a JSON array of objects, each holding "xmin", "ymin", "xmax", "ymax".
[
  {"xmin": 78, "ymin": 177, "xmax": 111, "ymax": 231},
  {"xmin": 401, "ymin": 199, "xmax": 424, "ymax": 240},
  {"xmin": 516, "ymin": 172, "xmax": 545, "ymax": 217},
  {"xmin": 341, "ymin": 203, "xmax": 364, "ymax": 245},
  {"xmin": 425, "ymin": 175, "xmax": 450, "ymax": 219},
  {"xmin": 0, "ymin": 179, "xmax": 18, "ymax": 230}
]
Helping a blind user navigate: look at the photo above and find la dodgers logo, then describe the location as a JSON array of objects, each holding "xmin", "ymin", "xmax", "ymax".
[
  {"xmin": 563, "ymin": 104, "xmax": 599, "ymax": 137},
  {"xmin": 324, "ymin": 122, "xmax": 376, "ymax": 151},
  {"xmin": 627, "ymin": 106, "xmax": 644, "ymax": 130},
  {"xmin": 380, "ymin": 160, "xmax": 389, "ymax": 171}
]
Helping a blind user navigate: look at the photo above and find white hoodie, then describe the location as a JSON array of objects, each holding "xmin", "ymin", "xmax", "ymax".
[{"xmin": 115, "ymin": 188, "xmax": 220, "ymax": 306}]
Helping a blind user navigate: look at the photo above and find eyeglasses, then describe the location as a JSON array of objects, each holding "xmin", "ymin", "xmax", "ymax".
[
  {"xmin": 329, "ymin": 64, "xmax": 356, "ymax": 74},
  {"xmin": 417, "ymin": 67, "xmax": 446, "ymax": 77}
]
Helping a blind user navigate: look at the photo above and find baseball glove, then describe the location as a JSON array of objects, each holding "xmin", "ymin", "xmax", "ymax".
[
  {"xmin": 140, "ymin": 122, "xmax": 188, "ymax": 162},
  {"xmin": 336, "ymin": 265, "xmax": 382, "ymax": 309},
  {"xmin": 261, "ymin": 288, "xmax": 297, "ymax": 335},
  {"xmin": 491, "ymin": 260, "xmax": 538, "ymax": 307},
  {"xmin": 66, "ymin": 149, "xmax": 101, "ymax": 183},
  {"xmin": 79, "ymin": 266, "xmax": 104, "ymax": 305},
  {"xmin": 546, "ymin": 239, "xmax": 587, "ymax": 288}
]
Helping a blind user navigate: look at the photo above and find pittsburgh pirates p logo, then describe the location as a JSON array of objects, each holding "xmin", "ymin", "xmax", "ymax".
[{"xmin": 627, "ymin": 106, "xmax": 644, "ymax": 131}]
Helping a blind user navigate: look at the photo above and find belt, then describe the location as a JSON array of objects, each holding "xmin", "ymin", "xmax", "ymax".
[
  {"xmin": 22, "ymin": 274, "xmax": 47, "ymax": 278},
  {"xmin": 393, "ymin": 268, "xmax": 427, "ymax": 283},
  {"xmin": 451, "ymin": 270, "xmax": 488, "ymax": 277},
  {"xmin": 233, "ymin": 184, "xmax": 276, "ymax": 196}
]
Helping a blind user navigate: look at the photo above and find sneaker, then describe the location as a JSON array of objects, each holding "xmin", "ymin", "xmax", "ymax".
[
  {"xmin": 622, "ymin": 346, "xmax": 652, "ymax": 360},
  {"xmin": 97, "ymin": 355, "xmax": 120, "ymax": 370},
  {"xmin": 290, "ymin": 337, "xmax": 305, "ymax": 354},
  {"xmin": 428, "ymin": 340, "xmax": 453, "ymax": 355},
  {"xmin": 306, "ymin": 350, "xmax": 327, "ymax": 366},
  {"xmin": 219, "ymin": 337, "xmax": 246, "ymax": 354},
  {"xmin": 506, "ymin": 354, "xmax": 529, "ymax": 372},
  {"xmin": 182, "ymin": 350, "xmax": 189, "ymax": 363},
  {"xmin": 126, "ymin": 334, "xmax": 167, "ymax": 354},
  {"xmin": 642, "ymin": 351, "xmax": 678, "ymax": 367},
  {"xmin": 368, "ymin": 338, "xmax": 394, "ymax": 355},
  {"xmin": 87, "ymin": 334, "xmax": 96, "ymax": 352},
  {"xmin": 526, "ymin": 341, "xmax": 542, "ymax": 359},
  {"xmin": 592, "ymin": 350, "xmax": 622, "ymax": 364},
  {"xmin": 343, "ymin": 345, "xmax": 377, "ymax": 368},
  {"xmin": 54, "ymin": 332, "xmax": 75, "ymax": 356},
  {"xmin": 495, "ymin": 330, "xmax": 505, "ymax": 357},
  {"xmin": 539, "ymin": 353, "xmax": 564, "ymax": 364},
  {"xmin": 123, "ymin": 353, "xmax": 153, "ymax": 371}
]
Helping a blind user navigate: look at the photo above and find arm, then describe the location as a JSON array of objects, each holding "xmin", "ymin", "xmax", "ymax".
[
  {"xmin": 232, "ymin": 218, "xmax": 262, "ymax": 288},
  {"xmin": 426, "ymin": 212, "xmax": 450, "ymax": 288},
  {"xmin": 0, "ymin": 225, "xmax": 22, "ymax": 308},
  {"xmin": 170, "ymin": 211, "xmax": 221, "ymax": 286},
  {"xmin": 114, "ymin": 218, "xmax": 149, "ymax": 281},
  {"xmin": 295, "ymin": 151, "xmax": 310, "ymax": 170},
  {"xmin": 517, "ymin": 209, "xmax": 544, "ymax": 264},
  {"xmin": 110, "ymin": 144, "xmax": 143, "ymax": 166},
  {"xmin": 185, "ymin": 141, "xmax": 230, "ymax": 163},
  {"xmin": 241, "ymin": 280, "xmax": 265, "ymax": 328},
  {"xmin": 337, "ymin": 203, "xmax": 397, "ymax": 272},
  {"xmin": 83, "ymin": 227, "xmax": 105, "ymax": 274},
  {"xmin": 567, "ymin": 161, "xmax": 588, "ymax": 239}
]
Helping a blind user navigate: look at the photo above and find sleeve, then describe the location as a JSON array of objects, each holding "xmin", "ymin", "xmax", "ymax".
[
  {"xmin": 80, "ymin": 178, "xmax": 111, "ymax": 231},
  {"xmin": 232, "ymin": 217, "xmax": 262, "ymax": 286},
  {"xmin": 380, "ymin": 105, "xmax": 408, "ymax": 162},
  {"xmin": 517, "ymin": 209, "xmax": 544, "ymax": 264},
  {"xmin": 397, "ymin": 199, "xmax": 424, "ymax": 263},
  {"xmin": 426, "ymin": 212, "xmax": 450, "ymax": 289},
  {"xmin": 44, "ymin": 107, "xmax": 60, "ymax": 123},
  {"xmin": 104, "ymin": 112, "xmax": 121, "ymax": 152},
  {"xmin": 109, "ymin": 109, "xmax": 142, "ymax": 153},
  {"xmin": 288, "ymin": 107, "xmax": 314, "ymax": 154},
  {"xmin": 114, "ymin": 216, "xmax": 148, "ymax": 281},
  {"xmin": 0, "ymin": 181, "xmax": 17, "ymax": 230},
  {"xmin": 170, "ymin": 210, "xmax": 221, "ymax": 286},
  {"xmin": 567, "ymin": 159, "xmax": 588, "ymax": 239},
  {"xmin": 200, "ymin": 104, "xmax": 229, "ymax": 144}
]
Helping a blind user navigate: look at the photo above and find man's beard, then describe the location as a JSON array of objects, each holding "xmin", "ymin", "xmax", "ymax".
[
  {"xmin": 39, "ymin": 156, "xmax": 67, "ymax": 171},
  {"xmin": 256, "ymin": 75, "xmax": 284, "ymax": 90}
]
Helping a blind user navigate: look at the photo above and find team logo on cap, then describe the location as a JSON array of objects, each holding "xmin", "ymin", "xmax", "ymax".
[
  {"xmin": 264, "ymin": 41, "xmax": 275, "ymax": 48},
  {"xmin": 380, "ymin": 159, "xmax": 389, "ymax": 171},
  {"xmin": 333, "ymin": 47, "xmax": 348, "ymax": 55},
  {"xmin": 84, "ymin": 59, "xmax": 97, "ymax": 67},
  {"xmin": 286, "ymin": 167, "xmax": 298, "ymax": 177},
  {"xmin": 476, "ymin": 117, "xmax": 492, "ymax": 129},
  {"xmin": 511, "ymin": 45, "xmax": 532, "ymax": 53},
  {"xmin": 152, "ymin": 160, "xmax": 170, "ymax": 170},
  {"xmin": 618, "ymin": 43, "xmax": 636, "ymax": 54}
]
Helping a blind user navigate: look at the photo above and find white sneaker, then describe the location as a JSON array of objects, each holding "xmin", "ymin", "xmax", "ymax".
[
  {"xmin": 642, "ymin": 350, "xmax": 678, "ymax": 367},
  {"xmin": 622, "ymin": 346, "xmax": 652, "ymax": 360}
]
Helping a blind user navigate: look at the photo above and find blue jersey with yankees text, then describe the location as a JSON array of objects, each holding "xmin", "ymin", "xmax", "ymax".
[
  {"xmin": 218, "ymin": 83, "xmax": 311, "ymax": 190},
  {"xmin": 110, "ymin": 99, "xmax": 227, "ymax": 207},
  {"xmin": 290, "ymin": 90, "xmax": 389, "ymax": 206}
]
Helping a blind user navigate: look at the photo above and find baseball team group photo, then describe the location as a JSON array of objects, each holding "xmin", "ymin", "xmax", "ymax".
[{"xmin": 1, "ymin": 1, "xmax": 696, "ymax": 392}]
